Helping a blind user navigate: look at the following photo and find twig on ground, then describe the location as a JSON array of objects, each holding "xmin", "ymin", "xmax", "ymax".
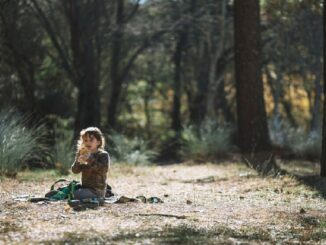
[{"xmin": 137, "ymin": 213, "xmax": 187, "ymax": 219}]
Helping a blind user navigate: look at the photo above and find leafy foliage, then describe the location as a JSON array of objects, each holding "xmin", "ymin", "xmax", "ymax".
[
  {"xmin": 107, "ymin": 131, "xmax": 157, "ymax": 165},
  {"xmin": 52, "ymin": 118, "xmax": 75, "ymax": 175},
  {"xmin": 180, "ymin": 120, "xmax": 235, "ymax": 161},
  {"xmin": 269, "ymin": 118, "xmax": 322, "ymax": 160}
]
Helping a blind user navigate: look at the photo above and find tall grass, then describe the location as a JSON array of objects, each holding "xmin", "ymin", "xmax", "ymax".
[
  {"xmin": 107, "ymin": 131, "xmax": 157, "ymax": 165},
  {"xmin": 180, "ymin": 120, "xmax": 235, "ymax": 161},
  {"xmin": 52, "ymin": 119, "xmax": 75, "ymax": 175},
  {"xmin": 0, "ymin": 110, "xmax": 48, "ymax": 177},
  {"xmin": 269, "ymin": 118, "xmax": 322, "ymax": 160}
]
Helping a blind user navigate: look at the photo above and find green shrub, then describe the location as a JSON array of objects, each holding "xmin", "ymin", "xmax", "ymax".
[
  {"xmin": 108, "ymin": 131, "xmax": 157, "ymax": 165},
  {"xmin": 0, "ymin": 110, "xmax": 48, "ymax": 177},
  {"xmin": 180, "ymin": 120, "xmax": 235, "ymax": 161},
  {"xmin": 269, "ymin": 118, "xmax": 322, "ymax": 160},
  {"xmin": 52, "ymin": 118, "xmax": 74, "ymax": 175},
  {"xmin": 289, "ymin": 129, "xmax": 321, "ymax": 160}
]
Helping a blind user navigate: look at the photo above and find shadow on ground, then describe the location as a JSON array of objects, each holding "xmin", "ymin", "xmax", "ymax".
[
  {"xmin": 296, "ymin": 175, "xmax": 326, "ymax": 198},
  {"xmin": 43, "ymin": 225, "xmax": 272, "ymax": 244}
]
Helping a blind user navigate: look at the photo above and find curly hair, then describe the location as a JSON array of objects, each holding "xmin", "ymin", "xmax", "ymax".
[{"xmin": 77, "ymin": 127, "xmax": 105, "ymax": 152}]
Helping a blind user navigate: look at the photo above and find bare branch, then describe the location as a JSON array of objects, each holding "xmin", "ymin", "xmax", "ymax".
[
  {"xmin": 124, "ymin": 0, "xmax": 141, "ymax": 23},
  {"xmin": 30, "ymin": 0, "xmax": 75, "ymax": 82}
]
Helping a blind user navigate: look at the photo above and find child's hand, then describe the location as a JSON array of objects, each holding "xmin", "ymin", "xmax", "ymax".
[
  {"xmin": 78, "ymin": 154, "xmax": 89, "ymax": 164},
  {"xmin": 79, "ymin": 147, "xmax": 90, "ymax": 155},
  {"xmin": 78, "ymin": 147, "xmax": 91, "ymax": 164}
]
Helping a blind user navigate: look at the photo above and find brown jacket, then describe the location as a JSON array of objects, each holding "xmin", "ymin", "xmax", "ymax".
[{"xmin": 71, "ymin": 149, "xmax": 109, "ymax": 197}]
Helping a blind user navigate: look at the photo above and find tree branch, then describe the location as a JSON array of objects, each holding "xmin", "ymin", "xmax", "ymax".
[
  {"xmin": 123, "ymin": 0, "xmax": 141, "ymax": 23},
  {"xmin": 30, "ymin": 0, "xmax": 75, "ymax": 82}
]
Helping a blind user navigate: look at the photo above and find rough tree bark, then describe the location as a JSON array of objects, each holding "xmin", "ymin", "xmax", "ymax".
[
  {"xmin": 172, "ymin": 30, "xmax": 187, "ymax": 134},
  {"xmin": 0, "ymin": 1, "xmax": 36, "ymax": 114},
  {"xmin": 107, "ymin": 0, "xmax": 124, "ymax": 130},
  {"xmin": 66, "ymin": 0, "xmax": 101, "ymax": 136},
  {"xmin": 320, "ymin": 0, "xmax": 326, "ymax": 177},
  {"xmin": 234, "ymin": 0, "xmax": 271, "ymax": 153},
  {"xmin": 234, "ymin": 0, "xmax": 277, "ymax": 175}
]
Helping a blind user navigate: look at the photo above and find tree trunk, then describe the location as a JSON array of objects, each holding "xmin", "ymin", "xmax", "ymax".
[
  {"xmin": 0, "ymin": 2, "xmax": 36, "ymax": 114},
  {"xmin": 265, "ymin": 68, "xmax": 281, "ymax": 119},
  {"xmin": 320, "ymin": 1, "xmax": 326, "ymax": 177},
  {"xmin": 310, "ymin": 67, "xmax": 322, "ymax": 132},
  {"xmin": 234, "ymin": 0, "xmax": 271, "ymax": 153},
  {"xmin": 215, "ymin": 78, "xmax": 235, "ymax": 124},
  {"xmin": 107, "ymin": 0, "xmax": 124, "ymax": 130},
  {"xmin": 67, "ymin": 0, "xmax": 101, "ymax": 136},
  {"xmin": 205, "ymin": 0, "xmax": 227, "ymax": 120},
  {"xmin": 269, "ymin": 66, "xmax": 298, "ymax": 128},
  {"xmin": 186, "ymin": 42, "xmax": 209, "ymax": 126},
  {"xmin": 281, "ymin": 96, "xmax": 298, "ymax": 128},
  {"xmin": 172, "ymin": 30, "xmax": 187, "ymax": 134}
]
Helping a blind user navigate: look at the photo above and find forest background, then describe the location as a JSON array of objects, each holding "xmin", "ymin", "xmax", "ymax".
[{"xmin": 0, "ymin": 0, "xmax": 324, "ymax": 176}]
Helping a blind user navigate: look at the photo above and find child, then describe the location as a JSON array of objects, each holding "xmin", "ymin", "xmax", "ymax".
[{"xmin": 71, "ymin": 127, "xmax": 110, "ymax": 200}]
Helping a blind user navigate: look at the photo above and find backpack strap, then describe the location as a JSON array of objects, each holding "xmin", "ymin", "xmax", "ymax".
[
  {"xmin": 68, "ymin": 180, "xmax": 80, "ymax": 200},
  {"xmin": 47, "ymin": 179, "xmax": 80, "ymax": 201},
  {"xmin": 50, "ymin": 178, "xmax": 69, "ymax": 191}
]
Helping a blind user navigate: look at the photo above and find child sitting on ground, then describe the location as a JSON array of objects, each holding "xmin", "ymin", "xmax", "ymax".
[{"xmin": 71, "ymin": 127, "xmax": 110, "ymax": 200}]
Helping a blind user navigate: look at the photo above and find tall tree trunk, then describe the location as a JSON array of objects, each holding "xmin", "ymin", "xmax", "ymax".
[
  {"xmin": 269, "ymin": 66, "xmax": 298, "ymax": 128},
  {"xmin": 205, "ymin": 0, "xmax": 227, "ymax": 120},
  {"xmin": 144, "ymin": 77, "xmax": 155, "ymax": 139},
  {"xmin": 172, "ymin": 30, "xmax": 187, "ymax": 134},
  {"xmin": 310, "ymin": 66, "xmax": 322, "ymax": 132},
  {"xmin": 107, "ymin": 0, "xmax": 124, "ymax": 130},
  {"xmin": 215, "ymin": 78, "xmax": 235, "ymax": 124},
  {"xmin": 187, "ymin": 42, "xmax": 209, "ymax": 126},
  {"xmin": 234, "ymin": 0, "xmax": 271, "ymax": 153},
  {"xmin": 265, "ymin": 68, "xmax": 281, "ymax": 119},
  {"xmin": 0, "ymin": 1, "xmax": 36, "ymax": 114},
  {"xmin": 172, "ymin": 0, "xmax": 197, "ymax": 133},
  {"xmin": 320, "ymin": 1, "xmax": 326, "ymax": 177},
  {"xmin": 281, "ymin": 96, "xmax": 298, "ymax": 128},
  {"xmin": 67, "ymin": 0, "xmax": 101, "ymax": 136}
]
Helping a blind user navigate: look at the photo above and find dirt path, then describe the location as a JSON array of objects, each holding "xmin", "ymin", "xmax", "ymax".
[{"xmin": 1, "ymin": 162, "xmax": 326, "ymax": 244}]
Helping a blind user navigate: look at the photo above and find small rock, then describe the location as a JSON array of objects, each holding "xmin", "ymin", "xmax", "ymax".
[{"xmin": 60, "ymin": 214, "xmax": 68, "ymax": 219}]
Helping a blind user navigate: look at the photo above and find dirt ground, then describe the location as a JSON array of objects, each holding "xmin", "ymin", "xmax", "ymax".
[{"xmin": 1, "ymin": 160, "xmax": 326, "ymax": 244}]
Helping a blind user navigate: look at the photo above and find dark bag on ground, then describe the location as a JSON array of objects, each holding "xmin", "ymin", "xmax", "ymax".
[
  {"xmin": 45, "ymin": 178, "xmax": 114, "ymax": 200},
  {"xmin": 45, "ymin": 178, "xmax": 81, "ymax": 200}
]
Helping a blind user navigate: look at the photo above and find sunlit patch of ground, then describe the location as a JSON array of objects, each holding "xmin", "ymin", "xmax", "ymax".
[{"xmin": 1, "ymin": 160, "xmax": 326, "ymax": 244}]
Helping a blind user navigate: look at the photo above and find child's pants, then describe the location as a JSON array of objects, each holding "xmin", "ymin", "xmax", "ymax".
[{"xmin": 73, "ymin": 188, "xmax": 98, "ymax": 199}]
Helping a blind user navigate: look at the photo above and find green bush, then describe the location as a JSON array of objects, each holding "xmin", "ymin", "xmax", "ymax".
[
  {"xmin": 0, "ymin": 110, "xmax": 48, "ymax": 177},
  {"xmin": 289, "ymin": 129, "xmax": 321, "ymax": 160},
  {"xmin": 108, "ymin": 131, "xmax": 157, "ymax": 165},
  {"xmin": 52, "ymin": 118, "xmax": 74, "ymax": 175},
  {"xmin": 180, "ymin": 120, "xmax": 235, "ymax": 161},
  {"xmin": 269, "ymin": 118, "xmax": 322, "ymax": 160}
]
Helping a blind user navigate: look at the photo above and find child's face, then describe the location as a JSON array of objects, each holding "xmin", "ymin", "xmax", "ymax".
[{"xmin": 82, "ymin": 134, "xmax": 101, "ymax": 152}]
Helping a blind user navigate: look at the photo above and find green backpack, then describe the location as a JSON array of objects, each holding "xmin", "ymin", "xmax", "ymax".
[{"xmin": 45, "ymin": 178, "xmax": 80, "ymax": 201}]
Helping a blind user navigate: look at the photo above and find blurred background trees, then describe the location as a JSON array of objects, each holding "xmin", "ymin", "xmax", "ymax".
[{"xmin": 0, "ymin": 0, "xmax": 323, "ymax": 174}]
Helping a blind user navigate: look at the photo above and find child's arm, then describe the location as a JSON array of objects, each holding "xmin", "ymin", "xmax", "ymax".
[
  {"xmin": 71, "ymin": 153, "xmax": 84, "ymax": 174},
  {"xmin": 85, "ymin": 152, "xmax": 109, "ymax": 172}
]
